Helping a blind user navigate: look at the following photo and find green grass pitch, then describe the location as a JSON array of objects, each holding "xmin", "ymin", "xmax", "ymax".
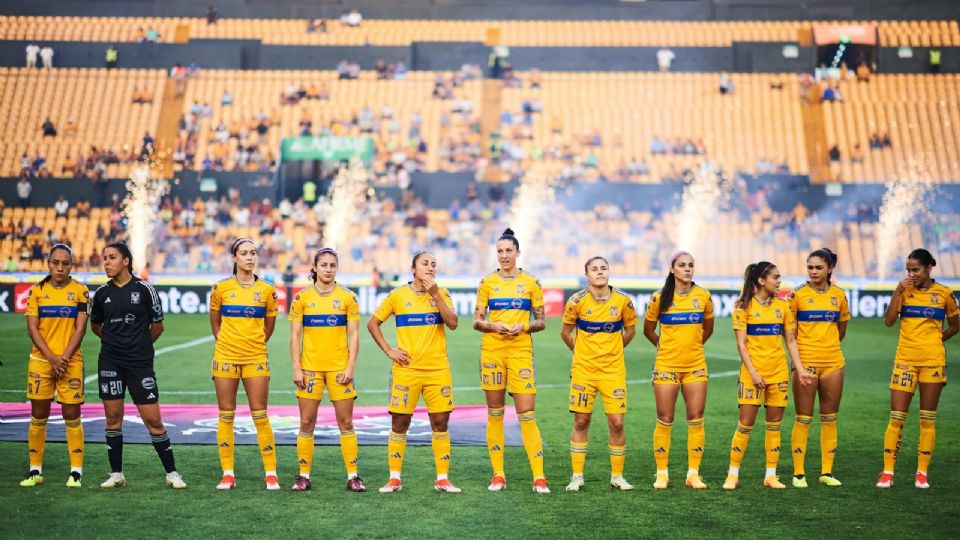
[{"xmin": 0, "ymin": 314, "xmax": 957, "ymax": 538}]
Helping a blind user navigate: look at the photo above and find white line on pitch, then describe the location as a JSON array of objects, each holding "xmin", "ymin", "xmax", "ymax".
[{"xmin": 82, "ymin": 335, "xmax": 215, "ymax": 384}]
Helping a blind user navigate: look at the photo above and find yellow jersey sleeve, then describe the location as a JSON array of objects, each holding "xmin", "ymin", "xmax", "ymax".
[
  {"xmin": 265, "ymin": 284, "xmax": 279, "ymax": 317},
  {"xmin": 783, "ymin": 300, "xmax": 797, "ymax": 332},
  {"xmin": 644, "ymin": 292, "xmax": 660, "ymax": 322},
  {"xmin": 475, "ymin": 277, "xmax": 489, "ymax": 310},
  {"xmin": 531, "ymin": 276, "xmax": 544, "ymax": 309},
  {"xmin": 622, "ymin": 296, "xmax": 639, "ymax": 327},
  {"xmin": 704, "ymin": 293, "xmax": 715, "ymax": 319},
  {"xmin": 210, "ymin": 282, "xmax": 223, "ymax": 311},
  {"xmin": 733, "ymin": 306, "xmax": 747, "ymax": 331},
  {"xmin": 24, "ymin": 284, "xmax": 39, "ymax": 317},
  {"xmin": 346, "ymin": 290, "xmax": 360, "ymax": 321},
  {"xmin": 840, "ymin": 291, "xmax": 851, "ymax": 322},
  {"xmin": 289, "ymin": 291, "xmax": 304, "ymax": 323},
  {"xmin": 562, "ymin": 293, "xmax": 582, "ymax": 326},
  {"xmin": 948, "ymin": 290, "xmax": 960, "ymax": 318},
  {"xmin": 373, "ymin": 291, "xmax": 395, "ymax": 321}
]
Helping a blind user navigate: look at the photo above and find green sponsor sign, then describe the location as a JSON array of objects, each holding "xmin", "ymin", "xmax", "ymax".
[{"xmin": 280, "ymin": 136, "xmax": 374, "ymax": 162}]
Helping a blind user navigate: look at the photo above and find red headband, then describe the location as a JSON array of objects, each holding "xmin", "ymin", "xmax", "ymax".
[
  {"xmin": 670, "ymin": 250, "xmax": 691, "ymax": 265},
  {"xmin": 315, "ymin": 247, "xmax": 339, "ymax": 259},
  {"xmin": 231, "ymin": 237, "xmax": 255, "ymax": 254}
]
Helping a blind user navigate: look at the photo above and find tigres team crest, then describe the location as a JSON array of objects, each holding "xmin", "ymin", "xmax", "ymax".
[
  {"xmin": 610, "ymin": 306, "xmax": 618, "ymax": 317},
  {"xmin": 333, "ymin": 299, "xmax": 342, "ymax": 310},
  {"xmin": 429, "ymin": 297, "xmax": 436, "ymax": 307},
  {"xmin": 930, "ymin": 293, "xmax": 939, "ymax": 304},
  {"xmin": 693, "ymin": 298, "xmax": 701, "ymax": 309},
  {"xmin": 516, "ymin": 284, "xmax": 525, "ymax": 294},
  {"xmin": 774, "ymin": 308, "xmax": 782, "ymax": 319},
  {"xmin": 253, "ymin": 291, "xmax": 262, "ymax": 303},
  {"xmin": 831, "ymin": 296, "xmax": 839, "ymax": 306},
  {"xmin": 67, "ymin": 291, "xmax": 76, "ymax": 302}
]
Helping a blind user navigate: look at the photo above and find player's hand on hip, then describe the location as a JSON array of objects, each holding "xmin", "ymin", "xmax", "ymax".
[{"xmin": 389, "ymin": 348, "xmax": 411, "ymax": 367}]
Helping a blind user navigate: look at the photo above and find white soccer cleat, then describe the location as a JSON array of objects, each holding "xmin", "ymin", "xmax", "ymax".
[
  {"xmin": 565, "ymin": 474, "xmax": 585, "ymax": 492},
  {"xmin": 100, "ymin": 472, "xmax": 126, "ymax": 488},
  {"xmin": 610, "ymin": 475, "xmax": 634, "ymax": 491},
  {"xmin": 166, "ymin": 471, "xmax": 187, "ymax": 489}
]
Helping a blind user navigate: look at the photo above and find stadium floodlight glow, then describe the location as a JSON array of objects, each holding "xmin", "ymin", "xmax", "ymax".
[
  {"xmin": 876, "ymin": 157, "xmax": 935, "ymax": 280},
  {"xmin": 124, "ymin": 162, "xmax": 169, "ymax": 276}
]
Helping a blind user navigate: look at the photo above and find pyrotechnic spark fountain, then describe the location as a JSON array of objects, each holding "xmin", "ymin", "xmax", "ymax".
[
  {"xmin": 675, "ymin": 162, "xmax": 726, "ymax": 255},
  {"xmin": 499, "ymin": 173, "xmax": 556, "ymax": 272},
  {"xmin": 123, "ymin": 163, "xmax": 169, "ymax": 276},
  {"xmin": 876, "ymin": 159, "xmax": 935, "ymax": 280},
  {"xmin": 321, "ymin": 157, "xmax": 369, "ymax": 251}
]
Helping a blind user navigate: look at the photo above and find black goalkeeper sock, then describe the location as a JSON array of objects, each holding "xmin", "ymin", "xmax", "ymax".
[
  {"xmin": 151, "ymin": 431, "xmax": 177, "ymax": 473},
  {"xmin": 105, "ymin": 430, "xmax": 123, "ymax": 473}
]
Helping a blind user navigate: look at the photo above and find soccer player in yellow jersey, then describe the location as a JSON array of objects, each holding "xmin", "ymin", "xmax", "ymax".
[
  {"xmin": 561, "ymin": 256, "xmax": 638, "ymax": 492},
  {"xmin": 289, "ymin": 248, "xmax": 365, "ymax": 492},
  {"xmin": 643, "ymin": 251, "xmax": 714, "ymax": 490},
  {"xmin": 878, "ymin": 249, "xmax": 958, "ymax": 489},
  {"xmin": 787, "ymin": 248, "xmax": 850, "ymax": 488},
  {"xmin": 209, "ymin": 238, "xmax": 280, "ymax": 490},
  {"xmin": 368, "ymin": 251, "xmax": 461, "ymax": 494},
  {"xmin": 473, "ymin": 228, "xmax": 548, "ymax": 494},
  {"xmin": 723, "ymin": 261, "xmax": 810, "ymax": 491},
  {"xmin": 21, "ymin": 244, "xmax": 88, "ymax": 488}
]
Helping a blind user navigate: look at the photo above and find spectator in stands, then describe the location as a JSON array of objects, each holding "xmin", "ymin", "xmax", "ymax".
[
  {"xmin": 4, "ymin": 255, "xmax": 16, "ymax": 272},
  {"xmin": 54, "ymin": 195, "xmax": 69, "ymax": 217},
  {"xmin": 63, "ymin": 116, "xmax": 78, "ymax": 136},
  {"xmin": 105, "ymin": 44, "xmax": 119, "ymax": 69},
  {"xmin": 850, "ymin": 143, "xmax": 865, "ymax": 163},
  {"xmin": 171, "ymin": 63, "xmax": 187, "ymax": 96},
  {"xmin": 76, "ymin": 198, "xmax": 91, "ymax": 218},
  {"xmin": 145, "ymin": 27, "xmax": 160, "ymax": 42},
  {"xmin": 88, "ymin": 250, "xmax": 101, "ymax": 268},
  {"xmin": 16, "ymin": 176, "xmax": 31, "ymax": 207},
  {"xmin": 132, "ymin": 86, "xmax": 153, "ymax": 104},
  {"xmin": 719, "ymin": 72, "xmax": 735, "ymax": 94},
  {"xmin": 40, "ymin": 45, "xmax": 53, "ymax": 68},
  {"xmin": 394, "ymin": 61, "xmax": 408, "ymax": 80},
  {"xmin": 141, "ymin": 132, "xmax": 155, "ymax": 159},
  {"xmin": 30, "ymin": 240, "xmax": 43, "ymax": 261},
  {"xmin": 41, "ymin": 118, "xmax": 57, "ymax": 137},
  {"xmin": 221, "ymin": 90, "xmax": 233, "ymax": 106},
  {"xmin": 828, "ymin": 145, "xmax": 841, "ymax": 162},
  {"xmin": 821, "ymin": 85, "xmax": 838, "ymax": 102},
  {"xmin": 187, "ymin": 59, "xmax": 201, "ymax": 76},
  {"xmin": 26, "ymin": 43, "xmax": 40, "ymax": 68},
  {"xmin": 929, "ymin": 48, "xmax": 941, "ymax": 73},
  {"xmin": 207, "ymin": 5, "xmax": 218, "ymax": 25},
  {"xmin": 869, "ymin": 132, "xmax": 883, "ymax": 149},
  {"xmin": 881, "ymin": 132, "xmax": 892, "ymax": 148},
  {"xmin": 656, "ymin": 47, "xmax": 675, "ymax": 72},
  {"xmin": 337, "ymin": 59, "xmax": 351, "ymax": 80},
  {"xmin": 856, "ymin": 62, "xmax": 870, "ymax": 82},
  {"xmin": 345, "ymin": 9, "xmax": 363, "ymax": 27}
]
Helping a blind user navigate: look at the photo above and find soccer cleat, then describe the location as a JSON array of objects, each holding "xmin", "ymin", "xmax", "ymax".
[
  {"xmin": 915, "ymin": 472, "xmax": 930, "ymax": 489},
  {"xmin": 876, "ymin": 472, "xmax": 894, "ymax": 489},
  {"xmin": 653, "ymin": 472, "xmax": 669, "ymax": 490},
  {"xmin": 792, "ymin": 475, "xmax": 808, "ymax": 488},
  {"xmin": 166, "ymin": 471, "xmax": 187, "ymax": 489},
  {"xmin": 346, "ymin": 477, "xmax": 366, "ymax": 492},
  {"xmin": 685, "ymin": 475, "xmax": 707, "ymax": 490},
  {"xmin": 378, "ymin": 478, "xmax": 403, "ymax": 493},
  {"xmin": 532, "ymin": 478, "xmax": 550, "ymax": 494},
  {"xmin": 100, "ymin": 472, "xmax": 126, "ymax": 488},
  {"xmin": 19, "ymin": 470, "xmax": 44, "ymax": 487},
  {"xmin": 565, "ymin": 474, "xmax": 585, "ymax": 492},
  {"xmin": 764, "ymin": 476, "xmax": 786, "ymax": 489},
  {"xmin": 722, "ymin": 473, "xmax": 739, "ymax": 490},
  {"xmin": 610, "ymin": 475, "xmax": 634, "ymax": 491},
  {"xmin": 434, "ymin": 479, "xmax": 462, "ymax": 493},
  {"xmin": 292, "ymin": 475, "xmax": 312, "ymax": 492},
  {"xmin": 819, "ymin": 474, "xmax": 842, "ymax": 487},
  {"xmin": 265, "ymin": 475, "xmax": 281, "ymax": 491},
  {"xmin": 488, "ymin": 475, "xmax": 507, "ymax": 492},
  {"xmin": 66, "ymin": 472, "xmax": 82, "ymax": 488},
  {"xmin": 216, "ymin": 474, "xmax": 236, "ymax": 490}
]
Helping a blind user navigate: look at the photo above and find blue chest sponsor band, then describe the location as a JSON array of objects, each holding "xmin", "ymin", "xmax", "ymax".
[
  {"xmin": 488, "ymin": 298, "xmax": 532, "ymax": 311},
  {"xmin": 576, "ymin": 319, "xmax": 624, "ymax": 333},
  {"xmin": 746, "ymin": 323, "xmax": 782, "ymax": 336},
  {"xmin": 303, "ymin": 314, "xmax": 347, "ymax": 327},
  {"xmin": 221, "ymin": 305, "xmax": 267, "ymax": 318},
  {"xmin": 659, "ymin": 311, "xmax": 704, "ymax": 325},
  {"xmin": 396, "ymin": 312, "xmax": 443, "ymax": 327},
  {"xmin": 797, "ymin": 310, "xmax": 840, "ymax": 323},
  {"xmin": 901, "ymin": 305, "xmax": 945, "ymax": 320}
]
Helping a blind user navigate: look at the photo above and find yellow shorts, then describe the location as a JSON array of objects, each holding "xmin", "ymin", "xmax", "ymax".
[
  {"xmin": 737, "ymin": 369, "xmax": 788, "ymax": 407},
  {"xmin": 569, "ymin": 374, "xmax": 627, "ymax": 415},
  {"xmin": 890, "ymin": 363, "xmax": 947, "ymax": 394},
  {"xmin": 296, "ymin": 369, "xmax": 357, "ymax": 401},
  {"xmin": 389, "ymin": 368, "xmax": 454, "ymax": 415},
  {"xmin": 798, "ymin": 363, "xmax": 845, "ymax": 380},
  {"xmin": 480, "ymin": 352, "xmax": 536, "ymax": 394},
  {"xmin": 27, "ymin": 357, "xmax": 85, "ymax": 404},
  {"xmin": 651, "ymin": 367, "xmax": 709, "ymax": 385},
  {"xmin": 211, "ymin": 359, "xmax": 271, "ymax": 379}
]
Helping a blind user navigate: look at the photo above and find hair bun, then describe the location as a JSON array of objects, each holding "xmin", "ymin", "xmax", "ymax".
[{"xmin": 502, "ymin": 227, "xmax": 515, "ymax": 236}]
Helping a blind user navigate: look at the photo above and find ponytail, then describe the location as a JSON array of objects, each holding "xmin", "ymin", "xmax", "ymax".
[
  {"xmin": 808, "ymin": 247, "xmax": 838, "ymax": 283},
  {"xmin": 658, "ymin": 272, "xmax": 676, "ymax": 316},
  {"xmin": 739, "ymin": 261, "xmax": 775, "ymax": 309}
]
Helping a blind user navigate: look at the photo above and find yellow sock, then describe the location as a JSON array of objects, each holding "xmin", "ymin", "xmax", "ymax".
[
  {"xmin": 251, "ymin": 409, "xmax": 276, "ymax": 473},
  {"xmin": 487, "ymin": 407, "xmax": 505, "ymax": 476},
  {"xmin": 217, "ymin": 409, "xmax": 235, "ymax": 472},
  {"xmin": 297, "ymin": 431, "xmax": 314, "ymax": 475},
  {"xmin": 388, "ymin": 431, "xmax": 407, "ymax": 475},
  {"xmin": 729, "ymin": 422, "xmax": 752, "ymax": 470},
  {"xmin": 570, "ymin": 440, "xmax": 588, "ymax": 476},
  {"xmin": 340, "ymin": 429, "xmax": 359, "ymax": 476},
  {"xmin": 432, "ymin": 431, "xmax": 451, "ymax": 476},
  {"xmin": 918, "ymin": 410, "xmax": 936, "ymax": 474},
  {"xmin": 765, "ymin": 421, "xmax": 782, "ymax": 469},
  {"xmin": 791, "ymin": 415, "xmax": 813, "ymax": 476},
  {"xmin": 609, "ymin": 444, "xmax": 626, "ymax": 477},
  {"xmin": 820, "ymin": 414, "xmax": 838, "ymax": 475},
  {"xmin": 883, "ymin": 410, "xmax": 907, "ymax": 473},
  {"xmin": 28, "ymin": 417, "xmax": 47, "ymax": 469},
  {"xmin": 518, "ymin": 411, "xmax": 545, "ymax": 480},
  {"xmin": 65, "ymin": 418, "xmax": 84, "ymax": 470},
  {"xmin": 653, "ymin": 419, "xmax": 672, "ymax": 471},
  {"xmin": 687, "ymin": 418, "xmax": 705, "ymax": 472}
]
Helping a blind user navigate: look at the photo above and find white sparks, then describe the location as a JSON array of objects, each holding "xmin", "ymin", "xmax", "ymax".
[
  {"xmin": 320, "ymin": 157, "xmax": 369, "ymax": 251},
  {"xmin": 123, "ymin": 164, "xmax": 168, "ymax": 276},
  {"xmin": 876, "ymin": 159, "xmax": 935, "ymax": 280},
  {"xmin": 675, "ymin": 162, "xmax": 725, "ymax": 255},
  {"xmin": 499, "ymin": 173, "xmax": 556, "ymax": 271}
]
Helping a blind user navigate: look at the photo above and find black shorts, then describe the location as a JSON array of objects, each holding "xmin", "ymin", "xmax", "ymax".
[{"xmin": 98, "ymin": 357, "xmax": 159, "ymax": 404}]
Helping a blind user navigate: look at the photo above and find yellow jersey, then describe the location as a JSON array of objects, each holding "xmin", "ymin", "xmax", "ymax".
[
  {"xmin": 562, "ymin": 287, "xmax": 639, "ymax": 379},
  {"xmin": 893, "ymin": 283, "xmax": 959, "ymax": 366},
  {"xmin": 788, "ymin": 283, "xmax": 850, "ymax": 366},
  {"xmin": 24, "ymin": 278, "xmax": 89, "ymax": 362},
  {"xmin": 210, "ymin": 276, "xmax": 279, "ymax": 364},
  {"xmin": 373, "ymin": 284, "xmax": 454, "ymax": 372},
  {"xmin": 475, "ymin": 270, "xmax": 544, "ymax": 355},
  {"xmin": 644, "ymin": 285, "xmax": 714, "ymax": 371},
  {"xmin": 732, "ymin": 297, "xmax": 796, "ymax": 379},
  {"xmin": 289, "ymin": 284, "xmax": 359, "ymax": 371}
]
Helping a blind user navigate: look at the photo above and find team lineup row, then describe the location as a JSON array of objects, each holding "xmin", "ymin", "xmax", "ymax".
[{"xmin": 18, "ymin": 231, "xmax": 960, "ymax": 493}]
